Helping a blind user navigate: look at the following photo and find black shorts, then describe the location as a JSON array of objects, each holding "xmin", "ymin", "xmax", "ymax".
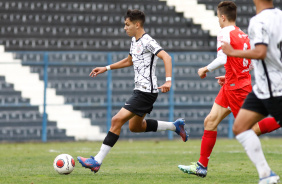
[
  {"xmin": 123, "ymin": 90, "xmax": 158, "ymax": 117},
  {"xmin": 242, "ymin": 90, "xmax": 282, "ymax": 125}
]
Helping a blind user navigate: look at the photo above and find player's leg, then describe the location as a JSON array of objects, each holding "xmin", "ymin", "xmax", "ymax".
[
  {"xmin": 199, "ymin": 102, "xmax": 231, "ymax": 166},
  {"xmin": 126, "ymin": 90, "xmax": 188, "ymax": 141},
  {"xmin": 199, "ymin": 86, "xmax": 236, "ymax": 168},
  {"xmin": 77, "ymin": 108, "xmax": 135, "ymax": 173},
  {"xmin": 234, "ymin": 92, "xmax": 280, "ymax": 183},
  {"xmin": 234, "ymin": 109, "xmax": 276, "ymax": 181},
  {"xmin": 128, "ymin": 113, "xmax": 147, "ymax": 132},
  {"xmin": 109, "ymin": 108, "xmax": 135, "ymax": 135},
  {"xmin": 128, "ymin": 116, "xmax": 188, "ymax": 142},
  {"xmin": 179, "ymin": 85, "xmax": 253, "ymax": 177},
  {"xmin": 178, "ymin": 86, "xmax": 231, "ymax": 177},
  {"xmin": 178, "ymin": 102, "xmax": 231, "ymax": 177},
  {"xmin": 252, "ymin": 117, "xmax": 281, "ymax": 136}
]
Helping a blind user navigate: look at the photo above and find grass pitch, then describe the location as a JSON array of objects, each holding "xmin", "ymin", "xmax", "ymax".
[{"xmin": 0, "ymin": 138, "xmax": 281, "ymax": 184}]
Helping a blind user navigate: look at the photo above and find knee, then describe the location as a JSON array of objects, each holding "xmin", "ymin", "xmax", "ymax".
[
  {"xmin": 232, "ymin": 122, "xmax": 241, "ymax": 136},
  {"xmin": 232, "ymin": 126, "xmax": 239, "ymax": 136},
  {"xmin": 204, "ymin": 114, "xmax": 218, "ymax": 130},
  {"xmin": 111, "ymin": 116, "xmax": 123, "ymax": 130}
]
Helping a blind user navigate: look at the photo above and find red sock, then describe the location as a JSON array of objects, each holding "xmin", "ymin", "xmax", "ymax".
[
  {"xmin": 198, "ymin": 130, "xmax": 217, "ymax": 168},
  {"xmin": 258, "ymin": 117, "xmax": 281, "ymax": 134}
]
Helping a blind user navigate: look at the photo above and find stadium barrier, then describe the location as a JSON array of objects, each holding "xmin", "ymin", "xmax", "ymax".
[{"xmin": 0, "ymin": 51, "xmax": 236, "ymax": 142}]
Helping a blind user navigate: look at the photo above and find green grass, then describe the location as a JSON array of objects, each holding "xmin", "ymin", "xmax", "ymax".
[{"xmin": 0, "ymin": 138, "xmax": 281, "ymax": 184}]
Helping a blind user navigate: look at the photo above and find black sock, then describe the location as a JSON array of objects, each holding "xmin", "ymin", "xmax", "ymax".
[
  {"xmin": 103, "ymin": 131, "xmax": 119, "ymax": 147},
  {"xmin": 145, "ymin": 119, "xmax": 158, "ymax": 132}
]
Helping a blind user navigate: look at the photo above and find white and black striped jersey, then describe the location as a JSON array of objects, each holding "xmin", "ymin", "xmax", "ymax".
[
  {"xmin": 248, "ymin": 8, "xmax": 282, "ymax": 99},
  {"xmin": 129, "ymin": 33, "xmax": 163, "ymax": 93}
]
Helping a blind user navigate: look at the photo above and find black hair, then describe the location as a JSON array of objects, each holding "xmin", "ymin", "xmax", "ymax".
[{"xmin": 124, "ymin": 9, "xmax": 145, "ymax": 27}]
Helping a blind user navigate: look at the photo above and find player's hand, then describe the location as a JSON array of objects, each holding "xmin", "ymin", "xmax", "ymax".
[
  {"xmin": 215, "ymin": 75, "xmax": 225, "ymax": 86},
  {"xmin": 221, "ymin": 41, "xmax": 234, "ymax": 56},
  {"xmin": 89, "ymin": 67, "xmax": 107, "ymax": 77},
  {"xmin": 158, "ymin": 81, "xmax": 171, "ymax": 93},
  {"xmin": 198, "ymin": 67, "xmax": 208, "ymax": 79}
]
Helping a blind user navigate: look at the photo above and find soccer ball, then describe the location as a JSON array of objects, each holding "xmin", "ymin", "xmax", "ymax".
[{"xmin": 53, "ymin": 154, "xmax": 75, "ymax": 174}]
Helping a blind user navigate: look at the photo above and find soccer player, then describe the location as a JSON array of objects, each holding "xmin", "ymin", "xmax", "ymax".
[
  {"xmin": 77, "ymin": 9, "xmax": 188, "ymax": 173},
  {"xmin": 178, "ymin": 1, "xmax": 253, "ymax": 177},
  {"xmin": 222, "ymin": 0, "xmax": 282, "ymax": 183}
]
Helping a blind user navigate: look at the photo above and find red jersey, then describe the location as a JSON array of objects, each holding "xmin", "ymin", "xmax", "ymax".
[{"xmin": 218, "ymin": 26, "xmax": 252, "ymax": 90}]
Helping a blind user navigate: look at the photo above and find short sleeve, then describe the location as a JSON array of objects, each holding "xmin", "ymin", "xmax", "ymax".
[
  {"xmin": 146, "ymin": 39, "xmax": 163, "ymax": 55},
  {"xmin": 250, "ymin": 21, "xmax": 269, "ymax": 46}
]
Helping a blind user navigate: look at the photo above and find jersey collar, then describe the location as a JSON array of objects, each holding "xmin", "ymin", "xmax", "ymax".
[{"xmin": 136, "ymin": 33, "xmax": 147, "ymax": 42}]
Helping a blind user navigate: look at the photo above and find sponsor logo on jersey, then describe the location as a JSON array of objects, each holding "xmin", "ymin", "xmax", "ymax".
[
  {"xmin": 238, "ymin": 33, "xmax": 248, "ymax": 38},
  {"xmin": 147, "ymin": 43, "xmax": 156, "ymax": 53}
]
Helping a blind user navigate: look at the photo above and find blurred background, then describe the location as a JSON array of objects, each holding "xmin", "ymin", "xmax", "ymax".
[{"xmin": 0, "ymin": 0, "xmax": 281, "ymax": 142}]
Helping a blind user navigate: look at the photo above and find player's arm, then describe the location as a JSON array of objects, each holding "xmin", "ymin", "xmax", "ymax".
[
  {"xmin": 89, "ymin": 55, "xmax": 133, "ymax": 77},
  {"xmin": 198, "ymin": 50, "xmax": 227, "ymax": 79},
  {"xmin": 106, "ymin": 55, "xmax": 133, "ymax": 70},
  {"xmin": 222, "ymin": 42, "xmax": 267, "ymax": 59},
  {"xmin": 157, "ymin": 50, "xmax": 172, "ymax": 93}
]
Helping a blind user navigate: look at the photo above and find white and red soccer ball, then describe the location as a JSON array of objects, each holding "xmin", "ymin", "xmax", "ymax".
[{"xmin": 53, "ymin": 154, "xmax": 75, "ymax": 174}]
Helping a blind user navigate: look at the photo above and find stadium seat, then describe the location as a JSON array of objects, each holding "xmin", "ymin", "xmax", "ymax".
[
  {"xmin": 0, "ymin": 0, "xmax": 218, "ymax": 51},
  {"xmin": 3, "ymin": 0, "xmax": 282, "ymax": 141},
  {"xmin": 0, "ymin": 75, "xmax": 74, "ymax": 142}
]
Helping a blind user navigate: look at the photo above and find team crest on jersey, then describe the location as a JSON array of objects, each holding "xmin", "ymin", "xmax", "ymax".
[{"xmin": 136, "ymin": 44, "xmax": 143, "ymax": 54}]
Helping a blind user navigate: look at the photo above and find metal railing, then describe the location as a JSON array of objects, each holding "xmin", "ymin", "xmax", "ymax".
[{"xmin": 1, "ymin": 51, "xmax": 235, "ymax": 142}]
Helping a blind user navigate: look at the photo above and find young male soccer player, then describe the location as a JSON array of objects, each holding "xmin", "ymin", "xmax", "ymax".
[
  {"xmin": 222, "ymin": 0, "xmax": 282, "ymax": 183},
  {"xmin": 77, "ymin": 9, "xmax": 188, "ymax": 173},
  {"xmin": 178, "ymin": 1, "xmax": 252, "ymax": 177}
]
